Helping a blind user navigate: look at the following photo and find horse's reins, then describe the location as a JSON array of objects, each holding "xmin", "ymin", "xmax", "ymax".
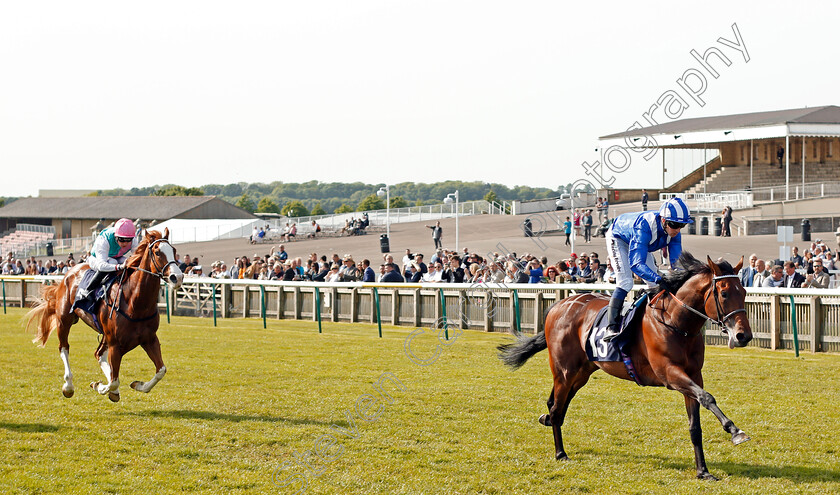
[
  {"xmin": 108, "ymin": 237, "xmax": 177, "ymax": 322},
  {"xmin": 650, "ymin": 274, "xmax": 746, "ymax": 337}
]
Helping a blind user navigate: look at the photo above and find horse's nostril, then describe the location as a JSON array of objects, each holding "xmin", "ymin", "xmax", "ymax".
[{"xmin": 736, "ymin": 332, "xmax": 747, "ymax": 342}]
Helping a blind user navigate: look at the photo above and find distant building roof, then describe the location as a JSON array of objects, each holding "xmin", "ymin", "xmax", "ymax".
[
  {"xmin": 38, "ymin": 189, "xmax": 98, "ymax": 198},
  {"xmin": 600, "ymin": 105, "xmax": 840, "ymax": 146},
  {"xmin": 0, "ymin": 196, "xmax": 255, "ymax": 220}
]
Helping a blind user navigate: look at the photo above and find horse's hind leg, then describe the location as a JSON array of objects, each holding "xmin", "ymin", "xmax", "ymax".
[
  {"xmin": 56, "ymin": 316, "xmax": 76, "ymax": 398},
  {"xmin": 548, "ymin": 370, "xmax": 593, "ymax": 461},
  {"xmin": 130, "ymin": 335, "xmax": 166, "ymax": 394}
]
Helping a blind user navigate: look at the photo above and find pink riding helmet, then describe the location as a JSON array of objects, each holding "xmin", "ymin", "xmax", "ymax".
[{"xmin": 114, "ymin": 218, "xmax": 136, "ymax": 238}]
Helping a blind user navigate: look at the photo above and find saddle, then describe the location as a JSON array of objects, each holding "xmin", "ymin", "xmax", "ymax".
[
  {"xmin": 585, "ymin": 292, "xmax": 650, "ymax": 385},
  {"xmin": 70, "ymin": 270, "xmax": 119, "ymax": 333}
]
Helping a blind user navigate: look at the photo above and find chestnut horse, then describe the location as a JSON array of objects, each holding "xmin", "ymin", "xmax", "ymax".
[
  {"xmin": 498, "ymin": 253, "xmax": 752, "ymax": 480},
  {"xmin": 26, "ymin": 229, "xmax": 183, "ymax": 402}
]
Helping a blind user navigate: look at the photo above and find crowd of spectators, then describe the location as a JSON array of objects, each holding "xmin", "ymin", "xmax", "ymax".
[
  {"xmin": 175, "ymin": 244, "xmax": 626, "ymax": 285},
  {"xmin": 738, "ymin": 239, "xmax": 839, "ymax": 289},
  {"xmin": 2, "ymin": 252, "xmax": 83, "ymax": 275}
]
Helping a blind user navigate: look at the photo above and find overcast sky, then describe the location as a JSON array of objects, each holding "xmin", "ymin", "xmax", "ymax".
[{"xmin": 2, "ymin": 1, "xmax": 839, "ymax": 198}]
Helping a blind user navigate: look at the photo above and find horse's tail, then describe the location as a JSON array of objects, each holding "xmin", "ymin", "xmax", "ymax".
[
  {"xmin": 497, "ymin": 331, "xmax": 547, "ymax": 370},
  {"xmin": 25, "ymin": 284, "xmax": 61, "ymax": 347}
]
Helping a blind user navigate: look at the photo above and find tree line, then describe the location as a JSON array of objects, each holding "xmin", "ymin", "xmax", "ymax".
[{"xmin": 80, "ymin": 180, "xmax": 588, "ymax": 217}]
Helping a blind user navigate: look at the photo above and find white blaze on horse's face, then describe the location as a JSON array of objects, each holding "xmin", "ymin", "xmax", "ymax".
[{"xmin": 157, "ymin": 242, "xmax": 183, "ymax": 288}]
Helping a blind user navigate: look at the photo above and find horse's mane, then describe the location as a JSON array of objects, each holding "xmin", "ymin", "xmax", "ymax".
[
  {"xmin": 661, "ymin": 251, "xmax": 735, "ymax": 291},
  {"xmin": 125, "ymin": 230, "xmax": 163, "ymax": 269}
]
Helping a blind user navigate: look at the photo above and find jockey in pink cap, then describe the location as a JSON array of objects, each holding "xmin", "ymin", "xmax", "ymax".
[{"xmin": 77, "ymin": 218, "xmax": 140, "ymax": 301}]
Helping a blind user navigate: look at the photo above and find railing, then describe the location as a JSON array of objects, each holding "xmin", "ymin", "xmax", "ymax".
[
  {"xmin": 658, "ymin": 192, "xmax": 753, "ymax": 212},
  {"xmin": 284, "ymin": 200, "xmax": 507, "ymax": 235},
  {"xmin": 6, "ymin": 276, "xmax": 840, "ymax": 353},
  {"xmin": 723, "ymin": 181, "xmax": 840, "ymax": 203}
]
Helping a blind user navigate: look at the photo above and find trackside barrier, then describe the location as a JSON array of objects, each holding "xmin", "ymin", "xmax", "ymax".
[{"xmin": 5, "ymin": 276, "xmax": 840, "ymax": 353}]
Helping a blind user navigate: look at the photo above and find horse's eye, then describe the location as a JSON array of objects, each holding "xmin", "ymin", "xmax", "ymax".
[{"xmin": 721, "ymin": 291, "xmax": 728, "ymax": 299}]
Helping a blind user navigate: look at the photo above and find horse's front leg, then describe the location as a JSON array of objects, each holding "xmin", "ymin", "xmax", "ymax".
[
  {"xmin": 130, "ymin": 336, "xmax": 166, "ymax": 394},
  {"xmin": 91, "ymin": 345, "xmax": 122, "ymax": 402},
  {"xmin": 669, "ymin": 368, "xmax": 750, "ymax": 445},
  {"xmin": 684, "ymin": 395, "xmax": 716, "ymax": 480}
]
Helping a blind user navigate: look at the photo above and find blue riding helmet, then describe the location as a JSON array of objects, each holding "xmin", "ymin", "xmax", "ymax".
[{"xmin": 659, "ymin": 197, "xmax": 694, "ymax": 224}]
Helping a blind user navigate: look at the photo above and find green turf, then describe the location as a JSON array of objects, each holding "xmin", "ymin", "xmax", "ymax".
[{"xmin": 1, "ymin": 308, "xmax": 838, "ymax": 494}]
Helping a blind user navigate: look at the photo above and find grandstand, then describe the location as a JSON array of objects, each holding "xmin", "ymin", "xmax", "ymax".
[{"xmin": 0, "ymin": 224, "xmax": 55, "ymax": 256}]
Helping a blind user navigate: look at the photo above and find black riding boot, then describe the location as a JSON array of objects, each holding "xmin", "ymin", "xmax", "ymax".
[
  {"xmin": 79, "ymin": 269, "xmax": 109, "ymax": 301},
  {"xmin": 602, "ymin": 296, "xmax": 625, "ymax": 342}
]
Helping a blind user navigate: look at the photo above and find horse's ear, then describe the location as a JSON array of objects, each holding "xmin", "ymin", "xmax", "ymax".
[
  {"xmin": 733, "ymin": 255, "xmax": 744, "ymax": 273},
  {"xmin": 706, "ymin": 255, "xmax": 722, "ymax": 276},
  {"xmin": 163, "ymin": 227, "xmax": 170, "ymax": 239}
]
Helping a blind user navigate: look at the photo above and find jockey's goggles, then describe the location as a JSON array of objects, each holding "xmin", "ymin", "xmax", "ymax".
[
  {"xmin": 116, "ymin": 236, "xmax": 133, "ymax": 243},
  {"xmin": 665, "ymin": 220, "xmax": 687, "ymax": 230}
]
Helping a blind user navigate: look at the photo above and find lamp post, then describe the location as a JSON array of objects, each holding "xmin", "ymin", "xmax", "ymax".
[
  {"xmin": 443, "ymin": 190, "xmax": 459, "ymax": 252},
  {"xmin": 377, "ymin": 185, "xmax": 390, "ymax": 239}
]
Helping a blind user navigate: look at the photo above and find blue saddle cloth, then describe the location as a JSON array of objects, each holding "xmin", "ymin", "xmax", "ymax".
[
  {"xmin": 70, "ymin": 270, "xmax": 118, "ymax": 333},
  {"xmin": 585, "ymin": 294, "xmax": 647, "ymax": 362}
]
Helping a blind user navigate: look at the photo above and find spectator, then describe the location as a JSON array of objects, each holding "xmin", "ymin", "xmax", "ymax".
[
  {"xmin": 544, "ymin": 265, "xmax": 561, "ymax": 283},
  {"xmin": 284, "ymin": 223, "xmax": 297, "ymax": 242},
  {"xmin": 570, "ymin": 257, "xmax": 591, "ymax": 283},
  {"xmin": 573, "ymin": 209, "xmax": 581, "ymax": 238},
  {"xmin": 721, "ymin": 206, "xmax": 732, "ymax": 237},
  {"xmin": 641, "ymin": 189, "xmax": 649, "ymax": 211},
  {"xmin": 341, "ymin": 257, "xmax": 361, "ymax": 282},
  {"xmin": 274, "ymin": 245, "xmax": 288, "ymax": 261},
  {"xmin": 442, "ymin": 257, "xmax": 465, "ymax": 283},
  {"xmin": 361, "ymin": 259, "xmax": 376, "ymax": 282},
  {"xmin": 380, "ymin": 263, "xmax": 404, "ymax": 283},
  {"xmin": 803, "ymin": 259, "xmax": 830, "ymax": 288},
  {"xmin": 407, "ymin": 262, "xmax": 423, "ymax": 283},
  {"xmin": 563, "ymin": 217, "xmax": 571, "ymax": 246},
  {"xmin": 738, "ymin": 254, "xmax": 758, "ymax": 287},
  {"xmin": 312, "ymin": 262, "xmax": 330, "ymax": 282},
  {"xmin": 583, "ymin": 259, "xmax": 606, "ymax": 283},
  {"xmin": 527, "ymin": 259, "xmax": 543, "ymax": 283},
  {"xmin": 486, "ymin": 261, "xmax": 505, "ymax": 283},
  {"xmin": 413, "ymin": 253, "xmax": 428, "ymax": 276},
  {"xmin": 423, "ymin": 262, "xmax": 444, "ymax": 283},
  {"xmin": 782, "ymin": 261, "xmax": 805, "ymax": 288},
  {"xmin": 179, "ymin": 254, "xmax": 192, "ymax": 273},
  {"xmin": 307, "ymin": 220, "xmax": 321, "ymax": 239},
  {"xmin": 761, "ymin": 265, "xmax": 784, "ymax": 288},
  {"xmin": 802, "ymin": 251, "xmax": 815, "ymax": 274},
  {"xmin": 582, "ymin": 210, "xmax": 593, "ymax": 243},
  {"xmin": 325, "ymin": 264, "xmax": 341, "ymax": 282},
  {"xmin": 269, "ymin": 262, "xmax": 284, "ymax": 280},
  {"xmin": 790, "ymin": 246, "xmax": 803, "ymax": 267},
  {"xmin": 425, "ymin": 221, "xmax": 443, "ymax": 249},
  {"xmin": 504, "ymin": 261, "xmax": 528, "ymax": 284},
  {"xmin": 751, "ymin": 260, "xmax": 770, "ymax": 287}
]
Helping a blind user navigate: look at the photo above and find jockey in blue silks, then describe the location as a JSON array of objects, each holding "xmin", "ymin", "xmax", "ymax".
[{"xmin": 602, "ymin": 197, "xmax": 693, "ymax": 342}]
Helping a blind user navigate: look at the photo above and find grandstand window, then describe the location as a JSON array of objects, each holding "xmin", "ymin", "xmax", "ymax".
[
  {"xmin": 813, "ymin": 140, "xmax": 818, "ymax": 159},
  {"xmin": 740, "ymin": 145, "xmax": 745, "ymax": 162},
  {"xmin": 764, "ymin": 144, "xmax": 768, "ymax": 160},
  {"xmin": 828, "ymin": 140, "xmax": 833, "ymax": 157}
]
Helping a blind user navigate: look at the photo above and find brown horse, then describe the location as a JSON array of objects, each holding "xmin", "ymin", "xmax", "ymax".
[
  {"xmin": 26, "ymin": 229, "xmax": 183, "ymax": 402},
  {"xmin": 498, "ymin": 252, "xmax": 752, "ymax": 480}
]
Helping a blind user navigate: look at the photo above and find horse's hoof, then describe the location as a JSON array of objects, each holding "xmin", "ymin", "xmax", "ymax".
[
  {"xmin": 130, "ymin": 381, "xmax": 141, "ymax": 391},
  {"xmin": 697, "ymin": 471, "xmax": 719, "ymax": 481},
  {"xmin": 538, "ymin": 414, "xmax": 552, "ymax": 427},
  {"xmin": 555, "ymin": 452, "xmax": 569, "ymax": 461},
  {"xmin": 62, "ymin": 387, "xmax": 74, "ymax": 398},
  {"xmin": 731, "ymin": 431, "xmax": 751, "ymax": 445},
  {"xmin": 90, "ymin": 381, "xmax": 100, "ymax": 390},
  {"xmin": 108, "ymin": 392, "xmax": 120, "ymax": 402}
]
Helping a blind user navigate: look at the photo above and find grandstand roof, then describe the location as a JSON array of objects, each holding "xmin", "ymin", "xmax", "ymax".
[
  {"xmin": 0, "ymin": 196, "xmax": 255, "ymax": 220},
  {"xmin": 600, "ymin": 105, "xmax": 840, "ymax": 146}
]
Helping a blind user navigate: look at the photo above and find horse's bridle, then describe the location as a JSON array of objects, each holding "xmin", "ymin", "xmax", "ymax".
[
  {"xmin": 654, "ymin": 274, "xmax": 747, "ymax": 336},
  {"xmin": 134, "ymin": 238, "xmax": 178, "ymax": 283}
]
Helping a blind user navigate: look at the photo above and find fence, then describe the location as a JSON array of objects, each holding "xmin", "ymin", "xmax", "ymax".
[{"xmin": 5, "ymin": 276, "xmax": 840, "ymax": 354}]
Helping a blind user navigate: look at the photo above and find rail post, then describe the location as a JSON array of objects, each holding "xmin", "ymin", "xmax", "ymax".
[
  {"xmin": 2, "ymin": 278, "xmax": 6, "ymax": 314},
  {"xmin": 314, "ymin": 287, "xmax": 322, "ymax": 333},
  {"xmin": 260, "ymin": 285, "xmax": 266, "ymax": 329},
  {"xmin": 789, "ymin": 295, "xmax": 799, "ymax": 358},
  {"xmin": 439, "ymin": 288, "xmax": 448, "ymax": 341},
  {"xmin": 165, "ymin": 285, "xmax": 170, "ymax": 324},
  {"xmin": 212, "ymin": 283, "xmax": 217, "ymax": 327},
  {"xmin": 512, "ymin": 289, "xmax": 521, "ymax": 334},
  {"xmin": 373, "ymin": 287, "xmax": 382, "ymax": 338}
]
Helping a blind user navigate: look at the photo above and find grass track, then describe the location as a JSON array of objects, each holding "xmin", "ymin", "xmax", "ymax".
[{"xmin": 1, "ymin": 308, "xmax": 839, "ymax": 494}]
